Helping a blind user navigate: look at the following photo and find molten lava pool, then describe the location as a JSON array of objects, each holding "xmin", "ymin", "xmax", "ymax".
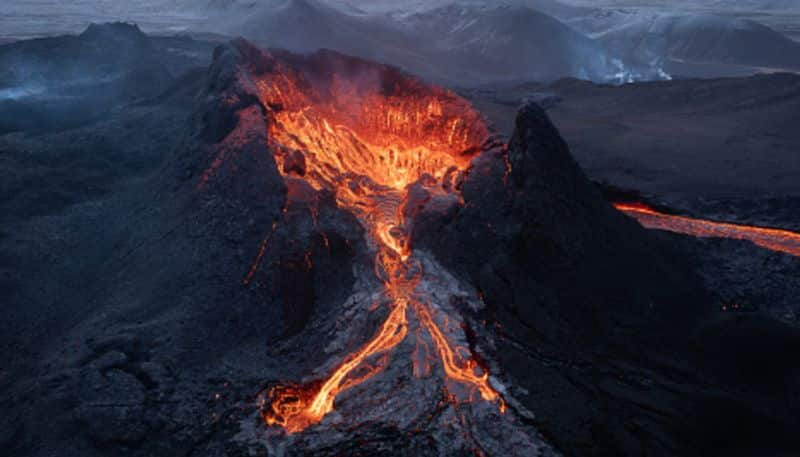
[
  {"xmin": 614, "ymin": 202, "xmax": 800, "ymax": 257},
  {"xmin": 246, "ymin": 51, "xmax": 503, "ymax": 433}
]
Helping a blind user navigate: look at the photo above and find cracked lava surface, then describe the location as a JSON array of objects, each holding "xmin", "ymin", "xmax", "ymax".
[{"xmin": 239, "ymin": 52, "xmax": 504, "ymax": 434}]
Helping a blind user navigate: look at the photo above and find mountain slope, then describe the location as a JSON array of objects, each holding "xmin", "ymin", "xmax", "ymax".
[
  {"xmin": 399, "ymin": 4, "xmax": 623, "ymax": 83},
  {"xmin": 218, "ymin": 0, "xmax": 646, "ymax": 85},
  {"xmin": 596, "ymin": 12, "xmax": 800, "ymax": 70}
]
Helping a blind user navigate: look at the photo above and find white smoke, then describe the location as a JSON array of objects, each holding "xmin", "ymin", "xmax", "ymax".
[
  {"xmin": 0, "ymin": 85, "xmax": 45, "ymax": 100},
  {"xmin": 605, "ymin": 58, "xmax": 672, "ymax": 85}
]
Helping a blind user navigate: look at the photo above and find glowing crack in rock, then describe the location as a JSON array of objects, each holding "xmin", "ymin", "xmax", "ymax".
[
  {"xmin": 229, "ymin": 51, "xmax": 505, "ymax": 434},
  {"xmin": 614, "ymin": 202, "xmax": 800, "ymax": 258}
]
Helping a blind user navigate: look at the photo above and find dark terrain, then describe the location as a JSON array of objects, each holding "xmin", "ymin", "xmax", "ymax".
[
  {"xmin": 0, "ymin": 22, "xmax": 216, "ymax": 134},
  {"xmin": 465, "ymin": 72, "xmax": 800, "ymax": 326},
  {"xmin": 1, "ymin": 23, "xmax": 799, "ymax": 457}
]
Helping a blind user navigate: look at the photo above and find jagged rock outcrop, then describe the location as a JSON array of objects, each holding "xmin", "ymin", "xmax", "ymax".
[{"xmin": 416, "ymin": 102, "xmax": 705, "ymax": 352}]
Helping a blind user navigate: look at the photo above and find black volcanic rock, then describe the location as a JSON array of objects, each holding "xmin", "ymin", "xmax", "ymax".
[{"xmin": 416, "ymin": 102, "xmax": 704, "ymax": 351}]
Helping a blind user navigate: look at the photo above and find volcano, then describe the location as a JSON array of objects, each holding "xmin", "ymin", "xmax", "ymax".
[
  {"xmin": 179, "ymin": 39, "xmax": 709, "ymax": 455},
  {"xmin": 4, "ymin": 30, "xmax": 800, "ymax": 457},
  {"xmin": 198, "ymin": 41, "xmax": 533, "ymax": 451},
  {"xmin": 254, "ymin": 53, "xmax": 504, "ymax": 432}
]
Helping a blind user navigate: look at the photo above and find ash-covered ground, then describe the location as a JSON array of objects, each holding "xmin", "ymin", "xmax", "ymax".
[{"xmin": 1, "ymin": 23, "xmax": 799, "ymax": 457}]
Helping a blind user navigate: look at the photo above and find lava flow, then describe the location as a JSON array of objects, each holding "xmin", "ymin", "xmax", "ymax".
[
  {"xmin": 614, "ymin": 202, "xmax": 800, "ymax": 257},
  {"xmin": 251, "ymin": 52, "xmax": 502, "ymax": 433}
]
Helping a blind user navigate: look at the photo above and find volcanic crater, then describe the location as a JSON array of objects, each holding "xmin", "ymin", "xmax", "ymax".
[
  {"xmin": 196, "ymin": 43, "xmax": 540, "ymax": 452},
  {"xmin": 187, "ymin": 39, "xmax": 705, "ymax": 456}
]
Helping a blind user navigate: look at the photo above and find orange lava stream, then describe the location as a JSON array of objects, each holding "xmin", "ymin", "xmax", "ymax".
[
  {"xmin": 412, "ymin": 301, "xmax": 499, "ymax": 403},
  {"xmin": 255, "ymin": 53, "xmax": 502, "ymax": 433},
  {"xmin": 267, "ymin": 299, "xmax": 409, "ymax": 433},
  {"xmin": 614, "ymin": 202, "xmax": 800, "ymax": 257}
]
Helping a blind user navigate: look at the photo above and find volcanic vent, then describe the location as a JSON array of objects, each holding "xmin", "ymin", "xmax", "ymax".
[
  {"xmin": 252, "ymin": 50, "xmax": 504, "ymax": 433},
  {"xmin": 193, "ymin": 42, "xmax": 553, "ymax": 454}
]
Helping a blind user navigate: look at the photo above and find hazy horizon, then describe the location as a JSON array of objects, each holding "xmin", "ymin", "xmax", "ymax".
[{"xmin": 2, "ymin": 0, "xmax": 799, "ymax": 41}]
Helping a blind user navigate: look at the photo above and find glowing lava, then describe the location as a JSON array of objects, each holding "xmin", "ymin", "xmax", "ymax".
[
  {"xmin": 614, "ymin": 202, "xmax": 800, "ymax": 257},
  {"xmin": 251, "ymin": 51, "xmax": 502, "ymax": 433}
]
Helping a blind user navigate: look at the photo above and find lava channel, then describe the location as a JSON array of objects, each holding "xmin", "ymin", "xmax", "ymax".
[
  {"xmin": 614, "ymin": 202, "xmax": 800, "ymax": 257},
  {"xmin": 248, "ymin": 51, "xmax": 503, "ymax": 433}
]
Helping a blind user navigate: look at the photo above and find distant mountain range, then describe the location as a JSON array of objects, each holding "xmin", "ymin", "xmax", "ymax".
[
  {"xmin": 588, "ymin": 12, "xmax": 800, "ymax": 71},
  {"xmin": 207, "ymin": 0, "xmax": 661, "ymax": 85},
  {"xmin": 1, "ymin": 0, "xmax": 799, "ymax": 83},
  {"xmin": 555, "ymin": 0, "xmax": 800, "ymax": 11},
  {"xmin": 203, "ymin": 0, "xmax": 800, "ymax": 82}
]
